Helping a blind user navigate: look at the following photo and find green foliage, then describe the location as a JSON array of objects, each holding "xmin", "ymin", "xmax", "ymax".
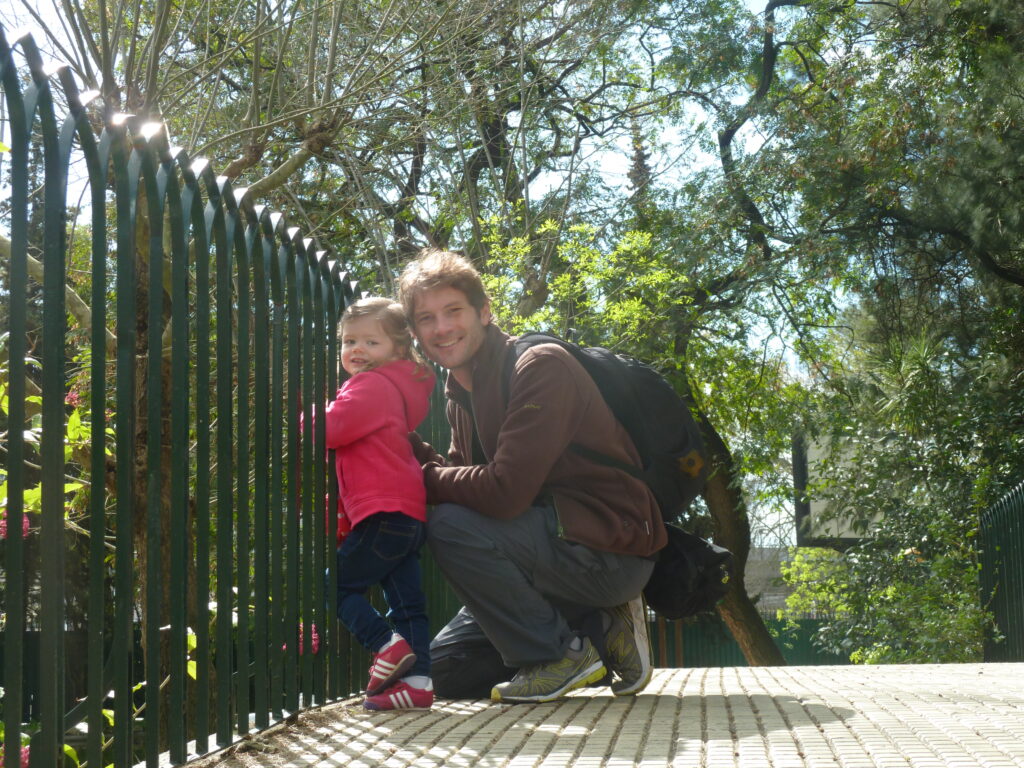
[
  {"xmin": 781, "ymin": 303, "xmax": 1021, "ymax": 663},
  {"xmin": 779, "ymin": 547, "xmax": 850, "ymax": 620},
  {"xmin": 0, "ymin": 701, "xmax": 80, "ymax": 768},
  {"xmin": 647, "ymin": 0, "xmax": 1024, "ymax": 662},
  {"xmin": 843, "ymin": 547, "xmax": 988, "ymax": 665},
  {"xmin": 783, "ymin": 541, "xmax": 989, "ymax": 664},
  {"xmin": 0, "ymin": 335, "xmax": 96, "ymax": 532}
]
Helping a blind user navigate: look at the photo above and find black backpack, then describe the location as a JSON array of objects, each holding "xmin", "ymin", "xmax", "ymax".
[
  {"xmin": 644, "ymin": 523, "xmax": 733, "ymax": 619},
  {"xmin": 505, "ymin": 332, "xmax": 733, "ymax": 618},
  {"xmin": 507, "ymin": 332, "xmax": 709, "ymax": 519}
]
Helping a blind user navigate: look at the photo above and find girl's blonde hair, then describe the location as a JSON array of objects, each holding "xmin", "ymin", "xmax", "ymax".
[{"xmin": 339, "ymin": 297, "xmax": 427, "ymax": 371}]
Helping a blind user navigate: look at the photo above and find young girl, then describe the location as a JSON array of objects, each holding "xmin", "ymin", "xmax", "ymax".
[{"xmin": 325, "ymin": 297, "xmax": 436, "ymax": 710}]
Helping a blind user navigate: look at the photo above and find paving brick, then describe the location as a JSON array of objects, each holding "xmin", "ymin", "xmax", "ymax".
[{"xmin": 188, "ymin": 663, "xmax": 1024, "ymax": 768}]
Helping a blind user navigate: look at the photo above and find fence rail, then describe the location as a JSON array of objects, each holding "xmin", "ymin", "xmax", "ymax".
[
  {"xmin": 980, "ymin": 481, "xmax": 1024, "ymax": 662},
  {"xmin": 0, "ymin": 26, "xmax": 381, "ymax": 768}
]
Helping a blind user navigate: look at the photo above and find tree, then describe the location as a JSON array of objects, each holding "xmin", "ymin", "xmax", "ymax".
[
  {"xmin": 781, "ymin": 308, "xmax": 1023, "ymax": 661},
  {"xmin": 6, "ymin": 0, "xmax": 656, "ymax": 277},
  {"xmin": 758, "ymin": 0, "xmax": 1024, "ymax": 660},
  {"xmin": 15, "ymin": 0, "xmax": 1021, "ymax": 673}
]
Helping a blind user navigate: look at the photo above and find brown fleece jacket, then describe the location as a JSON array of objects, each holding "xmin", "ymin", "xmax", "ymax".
[{"xmin": 413, "ymin": 324, "xmax": 666, "ymax": 557}]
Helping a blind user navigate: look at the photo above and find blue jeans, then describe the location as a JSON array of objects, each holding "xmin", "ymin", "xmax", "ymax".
[{"xmin": 336, "ymin": 512, "xmax": 430, "ymax": 677}]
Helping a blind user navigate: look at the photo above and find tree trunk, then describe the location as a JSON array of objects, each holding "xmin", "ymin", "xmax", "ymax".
[{"xmin": 700, "ymin": 415, "xmax": 787, "ymax": 666}]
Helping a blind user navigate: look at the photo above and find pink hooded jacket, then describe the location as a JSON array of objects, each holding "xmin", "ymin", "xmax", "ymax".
[{"xmin": 324, "ymin": 359, "xmax": 435, "ymax": 544}]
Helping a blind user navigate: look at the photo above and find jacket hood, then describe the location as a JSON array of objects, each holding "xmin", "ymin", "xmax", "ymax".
[{"xmin": 369, "ymin": 359, "xmax": 435, "ymax": 430}]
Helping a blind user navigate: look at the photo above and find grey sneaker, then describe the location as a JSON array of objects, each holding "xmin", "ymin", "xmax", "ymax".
[
  {"xmin": 604, "ymin": 596, "xmax": 653, "ymax": 696},
  {"xmin": 491, "ymin": 637, "xmax": 606, "ymax": 703}
]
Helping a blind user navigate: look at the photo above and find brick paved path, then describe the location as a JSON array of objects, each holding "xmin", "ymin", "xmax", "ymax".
[{"xmin": 193, "ymin": 664, "xmax": 1024, "ymax": 767}]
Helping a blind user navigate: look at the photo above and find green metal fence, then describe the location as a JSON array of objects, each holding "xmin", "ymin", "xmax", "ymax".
[
  {"xmin": 650, "ymin": 614, "xmax": 848, "ymax": 668},
  {"xmin": 0, "ymin": 26, "xmax": 382, "ymax": 768},
  {"xmin": 0, "ymin": 24, "xmax": 856, "ymax": 768},
  {"xmin": 980, "ymin": 481, "xmax": 1024, "ymax": 662}
]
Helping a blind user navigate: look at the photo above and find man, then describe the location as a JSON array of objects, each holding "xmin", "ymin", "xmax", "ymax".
[{"xmin": 399, "ymin": 248, "xmax": 667, "ymax": 703}]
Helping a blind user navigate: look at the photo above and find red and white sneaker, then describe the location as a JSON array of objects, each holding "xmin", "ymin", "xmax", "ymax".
[
  {"xmin": 363, "ymin": 680, "xmax": 433, "ymax": 711},
  {"xmin": 366, "ymin": 636, "xmax": 416, "ymax": 696}
]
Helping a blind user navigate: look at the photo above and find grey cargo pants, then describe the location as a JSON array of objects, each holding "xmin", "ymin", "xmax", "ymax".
[{"xmin": 427, "ymin": 502, "xmax": 653, "ymax": 673}]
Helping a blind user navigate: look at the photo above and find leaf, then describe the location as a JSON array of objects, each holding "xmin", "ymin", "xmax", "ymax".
[
  {"xmin": 66, "ymin": 409, "xmax": 86, "ymax": 442},
  {"xmin": 187, "ymin": 660, "xmax": 197, "ymax": 680},
  {"xmin": 23, "ymin": 485, "xmax": 42, "ymax": 512},
  {"xmin": 0, "ymin": 140, "xmax": 10, "ymax": 153}
]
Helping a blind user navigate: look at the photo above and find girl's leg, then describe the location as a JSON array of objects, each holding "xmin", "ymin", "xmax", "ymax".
[
  {"xmin": 379, "ymin": 522, "xmax": 430, "ymax": 678},
  {"xmin": 337, "ymin": 515, "xmax": 404, "ymax": 653}
]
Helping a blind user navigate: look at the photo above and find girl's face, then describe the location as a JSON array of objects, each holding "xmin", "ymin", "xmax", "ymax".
[{"xmin": 341, "ymin": 316, "xmax": 401, "ymax": 376}]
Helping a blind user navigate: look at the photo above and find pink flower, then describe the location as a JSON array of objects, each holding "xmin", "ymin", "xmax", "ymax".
[
  {"xmin": 0, "ymin": 744, "xmax": 30, "ymax": 768},
  {"xmin": 282, "ymin": 622, "xmax": 320, "ymax": 655},
  {"xmin": 301, "ymin": 622, "xmax": 321, "ymax": 655},
  {"xmin": 65, "ymin": 389, "xmax": 82, "ymax": 408},
  {"xmin": 0, "ymin": 512, "xmax": 30, "ymax": 539}
]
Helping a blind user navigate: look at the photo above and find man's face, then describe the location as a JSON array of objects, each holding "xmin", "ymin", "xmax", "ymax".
[{"xmin": 410, "ymin": 286, "xmax": 491, "ymax": 379}]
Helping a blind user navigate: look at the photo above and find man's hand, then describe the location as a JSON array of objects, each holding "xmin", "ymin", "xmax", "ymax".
[{"xmin": 408, "ymin": 431, "xmax": 447, "ymax": 466}]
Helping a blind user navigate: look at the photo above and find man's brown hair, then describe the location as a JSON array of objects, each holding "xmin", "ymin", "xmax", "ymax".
[{"xmin": 398, "ymin": 248, "xmax": 490, "ymax": 320}]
